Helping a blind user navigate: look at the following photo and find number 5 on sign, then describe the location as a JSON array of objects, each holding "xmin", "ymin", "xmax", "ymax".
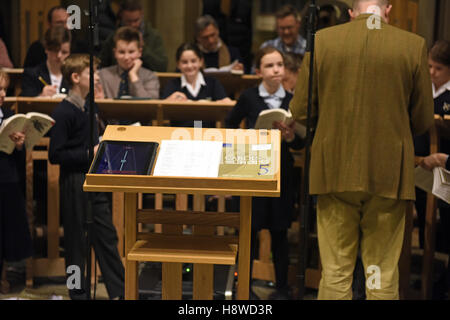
[{"xmin": 258, "ymin": 164, "xmax": 269, "ymax": 175}]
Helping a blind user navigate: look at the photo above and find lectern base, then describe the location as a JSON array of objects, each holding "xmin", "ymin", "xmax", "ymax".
[{"xmin": 137, "ymin": 263, "xmax": 235, "ymax": 300}]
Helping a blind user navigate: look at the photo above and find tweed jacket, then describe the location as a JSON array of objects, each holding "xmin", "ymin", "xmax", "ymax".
[{"xmin": 290, "ymin": 14, "xmax": 434, "ymax": 200}]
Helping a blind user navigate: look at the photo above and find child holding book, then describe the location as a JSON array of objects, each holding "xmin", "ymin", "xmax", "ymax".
[
  {"xmin": 49, "ymin": 54, "xmax": 124, "ymax": 300},
  {"xmin": 0, "ymin": 71, "xmax": 33, "ymax": 290},
  {"xmin": 226, "ymin": 46, "xmax": 303, "ymax": 300},
  {"xmin": 162, "ymin": 42, "xmax": 231, "ymax": 128}
]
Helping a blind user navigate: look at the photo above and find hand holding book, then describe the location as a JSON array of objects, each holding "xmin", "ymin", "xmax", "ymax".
[
  {"xmin": 8, "ymin": 131, "xmax": 25, "ymax": 150},
  {"xmin": 419, "ymin": 153, "xmax": 449, "ymax": 171},
  {"xmin": 272, "ymin": 120, "xmax": 295, "ymax": 142}
]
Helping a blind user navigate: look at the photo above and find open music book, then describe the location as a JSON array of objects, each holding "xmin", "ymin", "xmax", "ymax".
[
  {"xmin": 0, "ymin": 112, "xmax": 55, "ymax": 154},
  {"xmin": 255, "ymin": 108, "xmax": 306, "ymax": 138},
  {"xmin": 204, "ymin": 60, "xmax": 244, "ymax": 75},
  {"xmin": 415, "ymin": 166, "xmax": 450, "ymax": 204}
]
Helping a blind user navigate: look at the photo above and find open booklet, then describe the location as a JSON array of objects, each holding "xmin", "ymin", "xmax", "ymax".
[
  {"xmin": 152, "ymin": 140, "xmax": 277, "ymax": 179},
  {"xmin": 254, "ymin": 108, "xmax": 306, "ymax": 138},
  {"xmin": 415, "ymin": 166, "xmax": 450, "ymax": 204},
  {"xmin": 0, "ymin": 112, "xmax": 55, "ymax": 154},
  {"xmin": 203, "ymin": 60, "xmax": 244, "ymax": 75}
]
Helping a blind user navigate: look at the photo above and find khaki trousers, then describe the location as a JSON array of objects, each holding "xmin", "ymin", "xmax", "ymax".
[{"xmin": 316, "ymin": 192, "xmax": 406, "ymax": 300}]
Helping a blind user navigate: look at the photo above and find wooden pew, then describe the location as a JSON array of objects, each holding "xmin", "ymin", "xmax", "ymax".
[
  {"xmin": 156, "ymin": 72, "xmax": 261, "ymax": 99},
  {"xmin": 1, "ymin": 69, "xmax": 262, "ymax": 101}
]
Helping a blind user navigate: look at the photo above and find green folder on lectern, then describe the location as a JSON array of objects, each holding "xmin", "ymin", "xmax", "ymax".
[{"xmin": 218, "ymin": 143, "xmax": 275, "ymax": 179}]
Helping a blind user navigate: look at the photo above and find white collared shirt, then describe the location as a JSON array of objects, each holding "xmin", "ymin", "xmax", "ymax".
[
  {"xmin": 433, "ymin": 80, "xmax": 450, "ymax": 99},
  {"xmin": 181, "ymin": 73, "xmax": 206, "ymax": 98},
  {"xmin": 258, "ymin": 83, "xmax": 286, "ymax": 109},
  {"xmin": 49, "ymin": 72, "xmax": 63, "ymax": 93}
]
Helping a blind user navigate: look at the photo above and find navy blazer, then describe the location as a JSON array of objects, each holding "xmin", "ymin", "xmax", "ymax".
[{"xmin": 20, "ymin": 62, "xmax": 70, "ymax": 97}]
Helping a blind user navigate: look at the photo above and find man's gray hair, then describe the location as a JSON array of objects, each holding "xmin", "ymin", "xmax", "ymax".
[{"xmin": 195, "ymin": 15, "xmax": 219, "ymax": 37}]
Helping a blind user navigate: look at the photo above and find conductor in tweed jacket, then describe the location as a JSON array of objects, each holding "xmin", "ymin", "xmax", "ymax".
[{"xmin": 290, "ymin": 0, "xmax": 434, "ymax": 299}]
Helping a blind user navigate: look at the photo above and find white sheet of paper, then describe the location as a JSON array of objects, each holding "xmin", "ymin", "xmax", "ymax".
[{"xmin": 153, "ymin": 140, "xmax": 223, "ymax": 178}]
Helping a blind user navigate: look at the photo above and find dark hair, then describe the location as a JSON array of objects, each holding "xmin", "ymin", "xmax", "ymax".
[
  {"xmin": 195, "ymin": 15, "xmax": 219, "ymax": 37},
  {"xmin": 113, "ymin": 26, "xmax": 141, "ymax": 47},
  {"xmin": 430, "ymin": 40, "xmax": 450, "ymax": 67},
  {"xmin": 119, "ymin": 0, "xmax": 143, "ymax": 13},
  {"xmin": 275, "ymin": 5, "xmax": 300, "ymax": 21},
  {"xmin": 44, "ymin": 26, "xmax": 71, "ymax": 51},
  {"xmin": 47, "ymin": 6, "xmax": 66, "ymax": 24},
  {"xmin": 254, "ymin": 46, "xmax": 284, "ymax": 69},
  {"xmin": 175, "ymin": 43, "xmax": 203, "ymax": 62}
]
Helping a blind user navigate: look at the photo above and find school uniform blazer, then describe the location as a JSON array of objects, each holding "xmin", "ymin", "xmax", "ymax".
[
  {"xmin": 98, "ymin": 65, "xmax": 160, "ymax": 99},
  {"xmin": 290, "ymin": 14, "xmax": 434, "ymax": 201},
  {"xmin": 20, "ymin": 62, "xmax": 70, "ymax": 97}
]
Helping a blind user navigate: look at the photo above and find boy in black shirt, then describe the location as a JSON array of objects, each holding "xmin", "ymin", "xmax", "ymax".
[{"xmin": 49, "ymin": 54, "xmax": 124, "ymax": 300}]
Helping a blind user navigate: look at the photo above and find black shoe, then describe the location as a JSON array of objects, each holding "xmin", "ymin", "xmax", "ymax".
[{"xmin": 69, "ymin": 289, "xmax": 87, "ymax": 300}]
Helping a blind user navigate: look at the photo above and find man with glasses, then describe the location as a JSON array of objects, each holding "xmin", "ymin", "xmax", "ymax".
[
  {"xmin": 260, "ymin": 5, "xmax": 306, "ymax": 57},
  {"xmin": 99, "ymin": 0, "xmax": 168, "ymax": 72}
]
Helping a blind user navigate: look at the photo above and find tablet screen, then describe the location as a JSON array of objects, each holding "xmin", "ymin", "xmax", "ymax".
[{"xmin": 91, "ymin": 141, "xmax": 159, "ymax": 175}]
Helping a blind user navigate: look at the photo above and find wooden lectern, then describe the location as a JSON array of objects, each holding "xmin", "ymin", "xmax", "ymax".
[{"xmin": 83, "ymin": 125, "xmax": 281, "ymax": 300}]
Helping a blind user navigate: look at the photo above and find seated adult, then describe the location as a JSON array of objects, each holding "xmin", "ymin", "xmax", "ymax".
[
  {"xmin": 99, "ymin": 0, "xmax": 168, "ymax": 72},
  {"xmin": 195, "ymin": 15, "xmax": 243, "ymax": 72},
  {"xmin": 20, "ymin": 26, "xmax": 71, "ymax": 97},
  {"xmin": 23, "ymin": 6, "xmax": 69, "ymax": 68},
  {"xmin": 260, "ymin": 5, "xmax": 306, "ymax": 56},
  {"xmin": 98, "ymin": 26, "xmax": 159, "ymax": 99},
  {"xmin": 0, "ymin": 38, "xmax": 13, "ymax": 68}
]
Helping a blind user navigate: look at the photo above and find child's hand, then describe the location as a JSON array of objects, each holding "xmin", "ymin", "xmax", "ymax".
[
  {"xmin": 9, "ymin": 131, "xmax": 26, "ymax": 150},
  {"xmin": 94, "ymin": 82, "xmax": 105, "ymax": 99},
  {"xmin": 232, "ymin": 63, "xmax": 244, "ymax": 72},
  {"xmin": 41, "ymin": 85, "xmax": 57, "ymax": 97},
  {"xmin": 93, "ymin": 144, "xmax": 99, "ymax": 156},
  {"xmin": 129, "ymin": 59, "xmax": 143, "ymax": 82},
  {"xmin": 167, "ymin": 91, "xmax": 188, "ymax": 101},
  {"xmin": 273, "ymin": 121, "xmax": 295, "ymax": 142}
]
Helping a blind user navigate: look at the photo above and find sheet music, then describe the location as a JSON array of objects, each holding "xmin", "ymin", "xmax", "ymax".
[{"xmin": 153, "ymin": 140, "xmax": 223, "ymax": 178}]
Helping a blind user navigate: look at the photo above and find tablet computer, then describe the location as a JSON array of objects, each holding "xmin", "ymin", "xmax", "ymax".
[{"xmin": 90, "ymin": 140, "xmax": 159, "ymax": 175}]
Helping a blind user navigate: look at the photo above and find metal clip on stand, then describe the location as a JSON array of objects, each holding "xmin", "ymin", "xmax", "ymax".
[{"xmin": 85, "ymin": 0, "xmax": 101, "ymax": 300}]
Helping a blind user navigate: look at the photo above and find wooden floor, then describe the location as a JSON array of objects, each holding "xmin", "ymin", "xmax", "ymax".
[{"xmin": 0, "ymin": 226, "xmax": 448, "ymax": 300}]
